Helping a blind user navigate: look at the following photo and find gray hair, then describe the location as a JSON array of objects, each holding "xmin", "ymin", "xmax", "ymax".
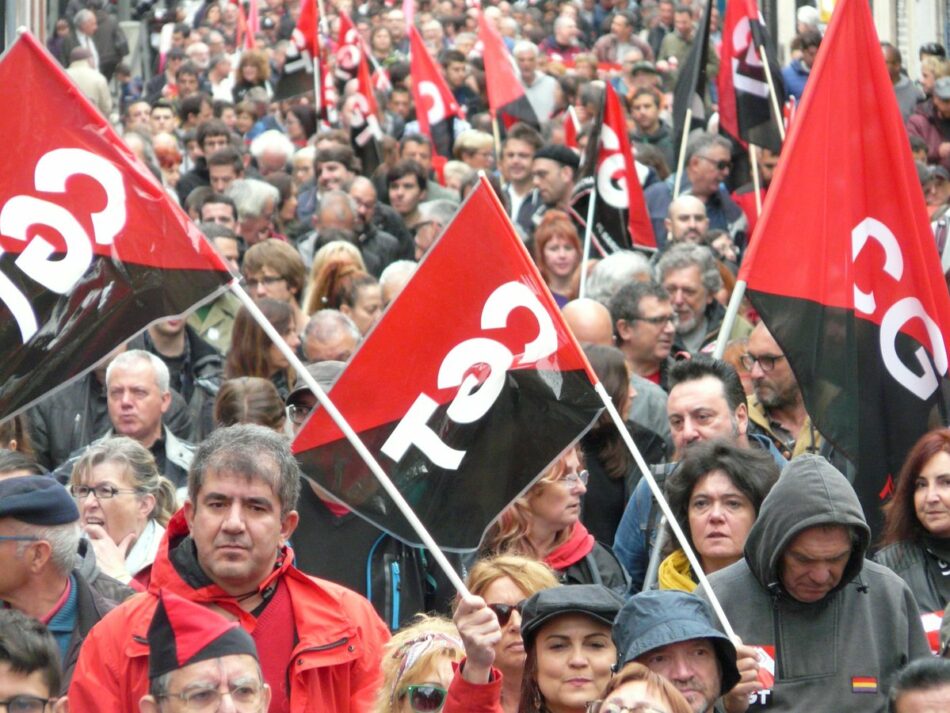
[
  {"xmin": 685, "ymin": 132, "xmax": 733, "ymax": 165},
  {"xmin": 12, "ymin": 520, "xmax": 80, "ymax": 577},
  {"xmin": 417, "ymin": 199, "xmax": 458, "ymax": 228},
  {"xmin": 303, "ymin": 309, "xmax": 360, "ymax": 343},
  {"xmin": 586, "ymin": 250, "xmax": 653, "ymax": 305},
  {"xmin": 106, "ymin": 349, "xmax": 171, "ymax": 394},
  {"xmin": 512, "ymin": 40, "xmax": 539, "ymax": 57},
  {"xmin": 74, "ymin": 8, "xmax": 95, "ymax": 28},
  {"xmin": 294, "ymin": 145, "xmax": 317, "ymax": 164},
  {"xmin": 320, "ymin": 190, "xmax": 359, "ymax": 219},
  {"xmin": 226, "ymin": 179, "xmax": 281, "ymax": 220},
  {"xmin": 188, "ymin": 424, "xmax": 301, "ymax": 515},
  {"xmin": 379, "ymin": 260, "xmax": 418, "ymax": 290},
  {"xmin": 250, "ymin": 130, "xmax": 296, "ymax": 163},
  {"xmin": 654, "ymin": 243, "xmax": 722, "ymax": 294}
]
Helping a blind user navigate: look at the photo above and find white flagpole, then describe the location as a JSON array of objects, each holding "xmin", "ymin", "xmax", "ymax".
[
  {"xmin": 593, "ymin": 382, "xmax": 737, "ymax": 641},
  {"xmin": 749, "ymin": 144, "xmax": 762, "ymax": 217},
  {"xmin": 673, "ymin": 108, "xmax": 692, "ymax": 200},
  {"xmin": 712, "ymin": 280, "xmax": 747, "ymax": 359},
  {"xmin": 578, "ymin": 183, "xmax": 597, "ymax": 299},
  {"xmin": 229, "ymin": 282, "xmax": 471, "ymax": 598},
  {"xmin": 759, "ymin": 44, "xmax": 786, "ymax": 143}
]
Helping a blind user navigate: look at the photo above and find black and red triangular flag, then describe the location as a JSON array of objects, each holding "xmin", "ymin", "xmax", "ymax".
[
  {"xmin": 478, "ymin": 10, "xmax": 540, "ymax": 129},
  {"xmin": 409, "ymin": 26, "xmax": 461, "ymax": 158}
]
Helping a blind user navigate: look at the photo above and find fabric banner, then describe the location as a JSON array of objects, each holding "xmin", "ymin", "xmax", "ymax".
[
  {"xmin": 737, "ymin": 0, "xmax": 950, "ymax": 535},
  {"xmin": 409, "ymin": 27, "xmax": 462, "ymax": 158},
  {"xmin": 273, "ymin": 0, "xmax": 318, "ymax": 101},
  {"xmin": 672, "ymin": 0, "xmax": 713, "ymax": 152},
  {"xmin": 478, "ymin": 10, "xmax": 540, "ymax": 129},
  {"xmin": 293, "ymin": 179, "xmax": 604, "ymax": 549},
  {"xmin": 0, "ymin": 33, "xmax": 232, "ymax": 420}
]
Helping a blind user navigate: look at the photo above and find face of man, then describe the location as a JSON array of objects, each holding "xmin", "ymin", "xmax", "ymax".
[
  {"xmin": 244, "ymin": 266, "xmax": 295, "ymax": 303},
  {"xmin": 689, "ymin": 145, "xmax": 731, "ymax": 198},
  {"xmin": 0, "ymin": 663, "xmax": 63, "ymax": 713},
  {"xmin": 674, "ymin": 11, "xmax": 693, "ymax": 40},
  {"xmin": 414, "ymin": 220, "xmax": 443, "ymax": 260},
  {"xmin": 389, "ymin": 174, "xmax": 425, "ymax": 217},
  {"xmin": 185, "ymin": 467, "xmax": 299, "ymax": 596},
  {"xmin": 515, "ymin": 49, "xmax": 538, "ymax": 83},
  {"xmin": 400, "ymin": 140, "xmax": 432, "ymax": 174},
  {"xmin": 610, "ymin": 15, "xmax": 631, "ymax": 41},
  {"xmin": 303, "ymin": 328, "xmax": 358, "ymax": 363},
  {"xmin": 79, "ymin": 14, "xmax": 97, "ymax": 36},
  {"xmin": 779, "ymin": 525, "xmax": 853, "ymax": 603},
  {"xmin": 556, "ymin": 18, "xmax": 578, "ymax": 44},
  {"xmin": 150, "ymin": 107, "xmax": 177, "ymax": 134},
  {"xmin": 388, "ymin": 90, "xmax": 411, "ymax": 119},
  {"xmin": 386, "ymin": 10, "xmax": 406, "ymax": 41},
  {"xmin": 212, "ymin": 236, "xmax": 240, "ymax": 273},
  {"xmin": 667, "ymin": 375, "xmax": 747, "ymax": 456},
  {"xmin": 618, "ymin": 296, "xmax": 675, "ymax": 371},
  {"xmin": 893, "ymin": 684, "xmax": 950, "ymax": 713},
  {"xmin": 240, "ymin": 199, "xmax": 275, "ymax": 246},
  {"xmin": 746, "ymin": 323, "xmax": 800, "ymax": 411},
  {"xmin": 532, "ymin": 158, "xmax": 572, "ymax": 207},
  {"xmin": 178, "ymin": 72, "xmax": 200, "ymax": 98},
  {"xmin": 141, "ymin": 655, "xmax": 270, "ymax": 713},
  {"xmin": 756, "ymin": 148, "xmax": 780, "ymax": 186},
  {"xmin": 126, "ymin": 101, "xmax": 152, "ymax": 132},
  {"xmin": 666, "ymin": 197, "xmax": 709, "ymax": 244},
  {"xmin": 201, "ymin": 202, "xmax": 237, "ymax": 232},
  {"xmin": 107, "ymin": 359, "xmax": 171, "ymax": 447},
  {"xmin": 659, "ymin": 1, "xmax": 675, "ymax": 26},
  {"xmin": 639, "ymin": 640, "xmax": 721, "ymax": 713},
  {"xmin": 203, "ymin": 134, "xmax": 231, "ymax": 157},
  {"xmin": 348, "ymin": 181, "xmax": 377, "ymax": 230},
  {"xmin": 209, "ymin": 164, "xmax": 238, "ymax": 194},
  {"xmin": 631, "ymin": 93, "xmax": 660, "ymax": 134},
  {"xmin": 933, "ymin": 95, "xmax": 950, "ymax": 121},
  {"xmin": 317, "ymin": 161, "xmax": 352, "ymax": 192},
  {"xmin": 501, "ymin": 139, "xmax": 535, "ymax": 186},
  {"xmin": 801, "ymin": 43, "xmax": 819, "ymax": 69},
  {"xmin": 662, "ymin": 264, "xmax": 712, "ymax": 335},
  {"xmin": 446, "ymin": 60, "xmax": 468, "ymax": 89}
]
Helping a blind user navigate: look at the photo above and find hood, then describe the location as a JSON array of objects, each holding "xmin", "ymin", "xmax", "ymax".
[{"xmin": 744, "ymin": 454, "xmax": 870, "ymax": 599}]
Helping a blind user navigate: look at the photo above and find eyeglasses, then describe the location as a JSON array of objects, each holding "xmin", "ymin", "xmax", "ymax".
[
  {"xmin": 562, "ymin": 470, "xmax": 589, "ymax": 487},
  {"xmin": 696, "ymin": 155, "xmax": 731, "ymax": 171},
  {"xmin": 161, "ymin": 681, "xmax": 264, "ymax": 711},
  {"xmin": 738, "ymin": 353, "xmax": 786, "ymax": 372},
  {"xmin": 587, "ymin": 701, "xmax": 669, "ymax": 713},
  {"xmin": 632, "ymin": 313, "xmax": 677, "ymax": 327},
  {"xmin": 0, "ymin": 696, "xmax": 54, "ymax": 713},
  {"xmin": 244, "ymin": 275, "xmax": 286, "ymax": 289},
  {"xmin": 488, "ymin": 600, "xmax": 526, "ymax": 627},
  {"xmin": 401, "ymin": 685, "xmax": 447, "ymax": 713},
  {"xmin": 70, "ymin": 484, "xmax": 139, "ymax": 500},
  {"xmin": 286, "ymin": 403, "xmax": 313, "ymax": 426}
]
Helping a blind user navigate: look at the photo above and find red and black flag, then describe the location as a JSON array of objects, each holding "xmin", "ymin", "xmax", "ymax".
[
  {"xmin": 717, "ymin": 0, "xmax": 785, "ymax": 153},
  {"xmin": 572, "ymin": 83, "xmax": 656, "ymax": 254},
  {"xmin": 0, "ymin": 33, "xmax": 231, "ymax": 420},
  {"xmin": 738, "ymin": 0, "xmax": 950, "ymax": 534},
  {"xmin": 293, "ymin": 179, "xmax": 604, "ymax": 549},
  {"xmin": 672, "ymin": 0, "xmax": 713, "ymax": 153},
  {"xmin": 409, "ymin": 26, "xmax": 461, "ymax": 159},
  {"xmin": 478, "ymin": 10, "xmax": 540, "ymax": 129},
  {"xmin": 334, "ymin": 10, "xmax": 362, "ymax": 85},
  {"xmin": 347, "ymin": 50, "xmax": 384, "ymax": 176},
  {"xmin": 274, "ymin": 0, "xmax": 319, "ymax": 101}
]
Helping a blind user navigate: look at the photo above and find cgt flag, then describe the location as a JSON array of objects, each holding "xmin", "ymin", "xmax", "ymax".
[
  {"xmin": 672, "ymin": 0, "xmax": 713, "ymax": 154},
  {"xmin": 738, "ymin": 0, "xmax": 950, "ymax": 534},
  {"xmin": 478, "ymin": 10, "xmax": 540, "ymax": 129},
  {"xmin": 572, "ymin": 82, "xmax": 656, "ymax": 253},
  {"xmin": 273, "ymin": 0, "xmax": 318, "ymax": 101},
  {"xmin": 409, "ymin": 26, "xmax": 461, "ymax": 158},
  {"xmin": 717, "ymin": 0, "xmax": 785, "ymax": 153},
  {"xmin": 293, "ymin": 179, "xmax": 604, "ymax": 549},
  {"xmin": 0, "ymin": 33, "xmax": 231, "ymax": 420}
]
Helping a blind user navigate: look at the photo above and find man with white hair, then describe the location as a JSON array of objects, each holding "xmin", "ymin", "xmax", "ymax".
[
  {"xmin": 185, "ymin": 41, "xmax": 211, "ymax": 70},
  {"xmin": 302, "ymin": 310, "xmax": 361, "ymax": 364},
  {"xmin": 226, "ymin": 179, "xmax": 280, "ymax": 247},
  {"xmin": 513, "ymin": 40, "xmax": 559, "ymax": 121},
  {"xmin": 379, "ymin": 260, "xmax": 418, "ymax": 306},
  {"xmin": 66, "ymin": 8, "xmax": 100, "ymax": 71},
  {"xmin": 250, "ymin": 130, "xmax": 296, "ymax": 175}
]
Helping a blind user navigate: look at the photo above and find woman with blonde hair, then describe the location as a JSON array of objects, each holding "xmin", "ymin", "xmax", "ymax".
[
  {"xmin": 375, "ymin": 615, "xmax": 464, "ymax": 713},
  {"xmin": 303, "ymin": 240, "xmax": 367, "ymax": 315},
  {"xmin": 70, "ymin": 437, "xmax": 177, "ymax": 583},
  {"xmin": 588, "ymin": 662, "xmax": 693, "ymax": 713}
]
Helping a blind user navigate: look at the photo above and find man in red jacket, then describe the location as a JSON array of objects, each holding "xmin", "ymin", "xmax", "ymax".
[{"xmin": 69, "ymin": 424, "xmax": 390, "ymax": 712}]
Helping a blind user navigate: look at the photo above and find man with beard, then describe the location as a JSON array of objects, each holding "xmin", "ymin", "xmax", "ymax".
[
  {"xmin": 609, "ymin": 281, "xmax": 676, "ymax": 390},
  {"xmin": 665, "ymin": 196, "xmax": 710, "ymax": 246},
  {"xmin": 741, "ymin": 321, "xmax": 820, "ymax": 459}
]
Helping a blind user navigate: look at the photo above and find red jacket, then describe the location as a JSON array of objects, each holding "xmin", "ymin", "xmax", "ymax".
[
  {"xmin": 68, "ymin": 511, "xmax": 390, "ymax": 712},
  {"xmin": 444, "ymin": 660, "xmax": 505, "ymax": 713}
]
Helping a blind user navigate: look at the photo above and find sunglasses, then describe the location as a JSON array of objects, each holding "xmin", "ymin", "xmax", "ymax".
[
  {"xmin": 401, "ymin": 685, "xmax": 447, "ymax": 713},
  {"xmin": 488, "ymin": 600, "xmax": 526, "ymax": 627}
]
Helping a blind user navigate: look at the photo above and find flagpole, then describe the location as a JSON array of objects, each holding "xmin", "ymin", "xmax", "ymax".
[
  {"xmin": 229, "ymin": 283, "xmax": 472, "ymax": 599},
  {"xmin": 593, "ymin": 382, "xmax": 737, "ymax": 641},
  {"xmin": 491, "ymin": 114, "xmax": 502, "ymax": 165},
  {"xmin": 759, "ymin": 44, "xmax": 786, "ymax": 143},
  {"xmin": 712, "ymin": 280, "xmax": 747, "ymax": 359},
  {"xmin": 749, "ymin": 144, "xmax": 762, "ymax": 216},
  {"xmin": 579, "ymin": 183, "xmax": 598, "ymax": 299},
  {"xmin": 673, "ymin": 108, "xmax": 692, "ymax": 199}
]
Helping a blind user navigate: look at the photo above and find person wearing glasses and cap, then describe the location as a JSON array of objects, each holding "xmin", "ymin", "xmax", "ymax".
[
  {"xmin": 0, "ymin": 475, "xmax": 129, "ymax": 695},
  {"xmin": 0, "ymin": 610, "xmax": 68, "ymax": 713}
]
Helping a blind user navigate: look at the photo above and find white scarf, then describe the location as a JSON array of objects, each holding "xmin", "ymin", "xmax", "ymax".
[{"xmin": 126, "ymin": 519, "xmax": 164, "ymax": 576}]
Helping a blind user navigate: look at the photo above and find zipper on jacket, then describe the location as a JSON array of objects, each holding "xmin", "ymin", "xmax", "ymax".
[
  {"xmin": 391, "ymin": 561, "xmax": 401, "ymax": 630},
  {"xmin": 768, "ymin": 585, "xmax": 783, "ymax": 681}
]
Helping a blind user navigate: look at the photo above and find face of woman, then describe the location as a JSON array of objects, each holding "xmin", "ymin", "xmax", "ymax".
[
  {"xmin": 598, "ymin": 680, "xmax": 673, "ymax": 713},
  {"xmin": 373, "ymin": 29, "xmax": 392, "ymax": 53},
  {"xmin": 341, "ymin": 285, "xmax": 383, "ymax": 335},
  {"xmin": 395, "ymin": 656, "xmax": 455, "ymax": 713},
  {"xmin": 543, "ymin": 235, "xmax": 580, "ymax": 280},
  {"xmin": 285, "ymin": 111, "xmax": 304, "ymax": 141},
  {"xmin": 914, "ymin": 451, "xmax": 950, "ymax": 538},
  {"xmin": 535, "ymin": 614, "xmax": 616, "ymax": 713},
  {"xmin": 293, "ymin": 156, "xmax": 314, "ymax": 187},
  {"xmin": 241, "ymin": 62, "xmax": 259, "ymax": 83},
  {"xmin": 268, "ymin": 328, "xmax": 301, "ymax": 373},
  {"xmin": 280, "ymin": 185, "xmax": 299, "ymax": 222},
  {"xmin": 529, "ymin": 449, "xmax": 586, "ymax": 532},
  {"xmin": 77, "ymin": 461, "xmax": 153, "ymax": 545},
  {"xmin": 687, "ymin": 470, "xmax": 756, "ymax": 573},
  {"xmin": 481, "ymin": 576, "xmax": 530, "ymax": 676}
]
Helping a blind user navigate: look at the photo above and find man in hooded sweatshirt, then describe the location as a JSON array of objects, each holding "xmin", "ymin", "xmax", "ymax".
[{"xmin": 701, "ymin": 455, "xmax": 931, "ymax": 711}]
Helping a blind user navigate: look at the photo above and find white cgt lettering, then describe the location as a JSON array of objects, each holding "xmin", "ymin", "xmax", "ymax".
[
  {"xmin": 852, "ymin": 217, "xmax": 903, "ymax": 315},
  {"xmin": 381, "ymin": 281, "xmax": 558, "ymax": 469},
  {"xmin": 0, "ymin": 148, "xmax": 126, "ymax": 342},
  {"xmin": 418, "ymin": 80, "xmax": 447, "ymax": 126}
]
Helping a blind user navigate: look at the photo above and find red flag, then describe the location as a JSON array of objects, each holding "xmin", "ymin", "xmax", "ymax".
[
  {"xmin": 334, "ymin": 10, "xmax": 362, "ymax": 83},
  {"xmin": 409, "ymin": 27, "xmax": 461, "ymax": 158},
  {"xmin": 564, "ymin": 105, "xmax": 580, "ymax": 149},
  {"xmin": 293, "ymin": 0, "xmax": 319, "ymax": 56},
  {"xmin": 738, "ymin": 0, "xmax": 950, "ymax": 535},
  {"xmin": 245, "ymin": 0, "xmax": 260, "ymax": 50},
  {"xmin": 477, "ymin": 10, "xmax": 539, "ymax": 128},
  {"xmin": 717, "ymin": 0, "xmax": 784, "ymax": 153},
  {"xmin": 293, "ymin": 179, "xmax": 603, "ymax": 548},
  {"xmin": 274, "ymin": 0, "xmax": 320, "ymax": 101},
  {"xmin": 0, "ymin": 34, "xmax": 231, "ymax": 419}
]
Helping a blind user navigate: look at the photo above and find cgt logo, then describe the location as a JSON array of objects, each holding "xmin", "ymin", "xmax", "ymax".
[
  {"xmin": 381, "ymin": 281, "xmax": 559, "ymax": 470},
  {"xmin": 0, "ymin": 148, "xmax": 127, "ymax": 343},
  {"xmin": 729, "ymin": 16, "xmax": 769, "ymax": 99},
  {"xmin": 852, "ymin": 217, "xmax": 949, "ymax": 400}
]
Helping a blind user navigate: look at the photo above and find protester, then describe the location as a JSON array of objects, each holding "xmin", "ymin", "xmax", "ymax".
[
  {"xmin": 0, "ymin": 610, "xmax": 68, "ymax": 713},
  {"xmin": 533, "ymin": 209, "xmax": 582, "ymax": 307},
  {"xmin": 588, "ymin": 662, "xmax": 693, "ymax": 713},
  {"xmin": 887, "ymin": 657, "xmax": 950, "ymax": 712},
  {"xmin": 225, "ymin": 298, "xmax": 300, "ymax": 400},
  {"xmin": 213, "ymin": 376, "xmax": 288, "ymax": 433}
]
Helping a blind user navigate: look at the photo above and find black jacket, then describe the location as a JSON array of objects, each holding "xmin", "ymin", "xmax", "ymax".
[{"xmin": 62, "ymin": 569, "xmax": 128, "ymax": 694}]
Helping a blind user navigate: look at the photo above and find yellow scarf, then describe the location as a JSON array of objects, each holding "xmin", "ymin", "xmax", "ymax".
[{"xmin": 658, "ymin": 549, "xmax": 698, "ymax": 592}]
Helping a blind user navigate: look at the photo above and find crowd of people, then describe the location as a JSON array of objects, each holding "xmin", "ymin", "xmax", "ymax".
[{"xmin": 3, "ymin": 0, "xmax": 950, "ymax": 711}]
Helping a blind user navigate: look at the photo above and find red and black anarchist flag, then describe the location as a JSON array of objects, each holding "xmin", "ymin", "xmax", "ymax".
[
  {"xmin": 738, "ymin": 0, "xmax": 950, "ymax": 535},
  {"xmin": 409, "ymin": 27, "xmax": 461, "ymax": 159},
  {"xmin": 672, "ymin": 0, "xmax": 713, "ymax": 153},
  {"xmin": 478, "ymin": 10, "xmax": 540, "ymax": 130},
  {"xmin": 333, "ymin": 10, "xmax": 362, "ymax": 85},
  {"xmin": 347, "ymin": 49, "xmax": 384, "ymax": 176},
  {"xmin": 274, "ymin": 0, "xmax": 319, "ymax": 101},
  {"xmin": 293, "ymin": 179, "xmax": 604, "ymax": 549},
  {"xmin": 717, "ymin": 0, "xmax": 784, "ymax": 153},
  {"xmin": 0, "ymin": 33, "xmax": 231, "ymax": 420},
  {"xmin": 571, "ymin": 83, "xmax": 656, "ymax": 254}
]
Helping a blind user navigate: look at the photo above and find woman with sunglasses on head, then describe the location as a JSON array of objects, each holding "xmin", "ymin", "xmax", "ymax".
[
  {"xmin": 375, "ymin": 616, "xmax": 464, "ymax": 713},
  {"xmin": 482, "ymin": 448, "xmax": 629, "ymax": 595},
  {"xmin": 448, "ymin": 584, "xmax": 624, "ymax": 713},
  {"xmin": 587, "ymin": 662, "xmax": 692, "ymax": 713},
  {"xmin": 69, "ymin": 437, "xmax": 177, "ymax": 586}
]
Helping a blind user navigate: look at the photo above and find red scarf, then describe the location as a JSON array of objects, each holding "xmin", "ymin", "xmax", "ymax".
[{"xmin": 544, "ymin": 522, "xmax": 595, "ymax": 571}]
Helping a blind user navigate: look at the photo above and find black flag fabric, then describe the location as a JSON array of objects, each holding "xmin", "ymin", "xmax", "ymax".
[{"xmin": 672, "ymin": 0, "xmax": 713, "ymax": 153}]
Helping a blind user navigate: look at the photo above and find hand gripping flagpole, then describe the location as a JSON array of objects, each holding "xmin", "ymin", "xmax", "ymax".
[
  {"xmin": 229, "ymin": 282, "xmax": 472, "ymax": 599},
  {"xmin": 593, "ymin": 381, "xmax": 737, "ymax": 641}
]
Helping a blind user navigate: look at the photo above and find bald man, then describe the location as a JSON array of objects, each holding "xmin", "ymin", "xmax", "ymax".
[{"xmin": 665, "ymin": 195, "xmax": 709, "ymax": 245}]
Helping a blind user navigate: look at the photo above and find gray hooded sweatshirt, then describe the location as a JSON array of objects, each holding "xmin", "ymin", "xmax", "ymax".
[{"xmin": 700, "ymin": 455, "xmax": 930, "ymax": 712}]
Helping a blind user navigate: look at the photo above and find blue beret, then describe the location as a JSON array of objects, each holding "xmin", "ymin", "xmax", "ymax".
[{"xmin": 0, "ymin": 475, "xmax": 79, "ymax": 525}]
